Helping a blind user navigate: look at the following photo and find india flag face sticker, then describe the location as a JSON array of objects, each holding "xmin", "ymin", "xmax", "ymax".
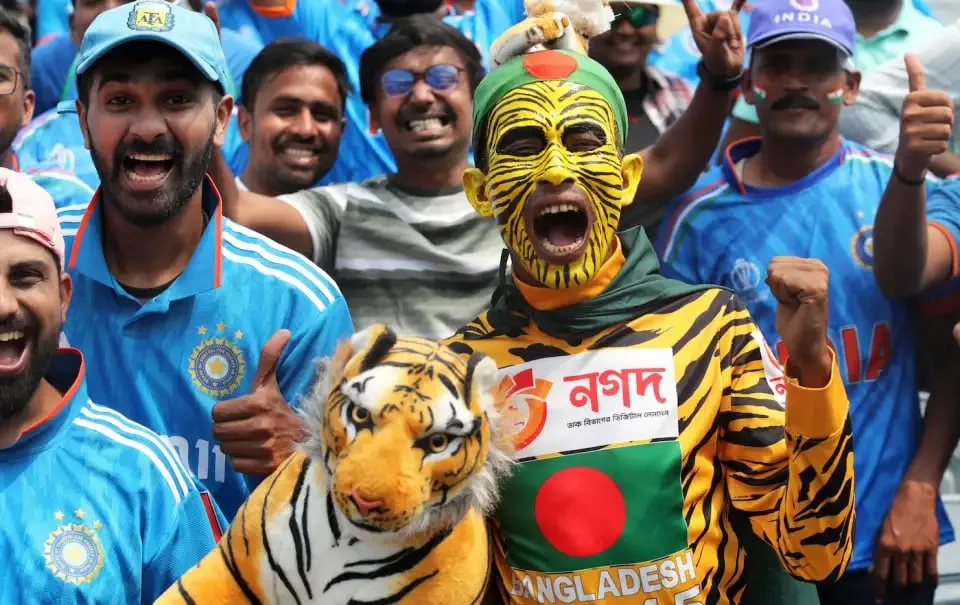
[
  {"xmin": 827, "ymin": 88, "xmax": 845, "ymax": 104},
  {"xmin": 494, "ymin": 350, "xmax": 689, "ymax": 574}
]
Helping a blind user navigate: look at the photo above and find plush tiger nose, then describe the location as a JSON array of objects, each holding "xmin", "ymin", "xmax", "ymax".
[{"xmin": 350, "ymin": 487, "xmax": 384, "ymax": 516}]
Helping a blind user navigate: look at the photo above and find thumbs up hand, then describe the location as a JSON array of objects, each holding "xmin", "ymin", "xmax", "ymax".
[
  {"xmin": 896, "ymin": 53, "xmax": 955, "ymax": 181},
  {"xmin": 211, "ymin": 329, "xmax": 306, "ymax": 476}
]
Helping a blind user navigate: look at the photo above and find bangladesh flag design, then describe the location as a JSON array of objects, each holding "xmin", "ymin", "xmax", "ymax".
[{"xmin": 499, "ymin": 440, "xmax": 689, "ymax": 573}]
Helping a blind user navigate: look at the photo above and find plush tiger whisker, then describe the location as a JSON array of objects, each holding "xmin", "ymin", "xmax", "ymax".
[{"xmin": 157, "ymin": 324, "xmax": 515, "ymax": 605}]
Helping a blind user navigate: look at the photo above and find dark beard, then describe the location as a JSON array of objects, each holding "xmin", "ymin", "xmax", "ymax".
[
  {"xmin": 375, "ymin": 0, "xmax": 443, "ymax": 17},
  {"xmin": 0, "ymin": 328, "xmax": 59, "ymax": 424},
  {"xmin": 89, "ymin": 121, "xmax": 216, "ymax": 228}
]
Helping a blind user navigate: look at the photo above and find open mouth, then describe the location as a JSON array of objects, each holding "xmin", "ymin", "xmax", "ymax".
[
  {"xmin": 527, "ymin": 198, "xmax": 592, "ymax": 264},
  {"xmin": 0, "ymin": 329, "xmax": 29, "ymax": 376},
  {"xmin": 278, "ymin": 144, "xmax": 322, "ymax": 167},
  {"xmin": 122, "ymin": 153, "xmax": 174, "ymax": 186},
  {"xmin": 403, "ymin": 115, "xmax": 452, "ymax": 137}
]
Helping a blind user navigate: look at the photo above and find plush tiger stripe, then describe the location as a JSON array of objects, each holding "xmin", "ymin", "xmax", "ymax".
[
  {"xmin": 157, "ymin": 326, "xmax": 512, "ymax": 605},
  {"xmin": 444, "ymin": 287, "xmax": 855, "ymax": 604},
  {"xmin": 480, "ymin": 81, "xmax": 632, "ymax": 290}
]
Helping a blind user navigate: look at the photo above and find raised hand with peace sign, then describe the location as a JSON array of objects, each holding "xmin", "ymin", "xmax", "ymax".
[
  {"xmin": 894, "ymin": 52, "xmax": 955, "ymax": 183},
  {"xmin": 681, "ymin": 0, "xmax": 747, "ymax": 80}
]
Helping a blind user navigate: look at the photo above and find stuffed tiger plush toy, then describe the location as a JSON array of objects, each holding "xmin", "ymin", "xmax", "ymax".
[
  {"xmin": 489, "ymin": 0, "xmax": 615, "ymax": 68},
  {"xmin": 156, "ymin": 324, "xmax": 514, "ymax": 604}
]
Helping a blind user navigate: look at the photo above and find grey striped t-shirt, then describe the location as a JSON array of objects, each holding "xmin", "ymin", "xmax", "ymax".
[{"xmin": 280, "ymin": 175, "xmax": 504, "ymax": 340}]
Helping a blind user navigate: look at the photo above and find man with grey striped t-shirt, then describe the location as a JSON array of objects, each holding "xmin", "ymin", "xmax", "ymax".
[{"xmin": 223, "ymin": 12, "xmax": 752, "ymax": 339}]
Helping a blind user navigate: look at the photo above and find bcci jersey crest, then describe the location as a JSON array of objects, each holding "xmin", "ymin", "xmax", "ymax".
[
  {"xmin": 43, "ymin": 509, "xmax": 105, "ymax": 586},
  {"xmin": 188, "ymin": 323, "xmax": 247, "ymax": 398},
  {"xmin": 127, "ymin": 1, "xmax": 174, "ymax": 32}
]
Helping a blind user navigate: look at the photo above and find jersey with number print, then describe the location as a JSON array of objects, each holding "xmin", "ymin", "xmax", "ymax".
[
  {"xmin": 655, "ymin": 137, "xmax": 955, "ymax": 571},
  {"xmin": 55, "ymin": 178, "xmax": 354, "ymax": 519},
  {"xmin": 442, "ymin": 244, "xmax": 855, "ymax": 605},
  {"xmin": 0, "ymin": 349, "xmax": 225, "ymax": 604}
]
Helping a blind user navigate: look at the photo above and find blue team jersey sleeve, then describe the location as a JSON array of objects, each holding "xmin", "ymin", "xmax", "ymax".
[
  {"xmin": 926, "ymin": 177, "xmax": 960, "ymax": 273},
  {"xmin": 278, "ymin": 295, "xmax": 354, "ymax": 407},
  {"xmin": 142, "ymin": 479, "xmax": 224, "ymax": 603},
  {"xmin": 27, "ymin": 168, "xmax": 95, "ymax": 211}
]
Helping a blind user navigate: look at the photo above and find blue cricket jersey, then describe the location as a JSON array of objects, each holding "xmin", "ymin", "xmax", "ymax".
[
  {"xmin": 918, "ymin": 176, "xmax": 960, "ymax": 316},
  {"xmin": 35, "ymin": 0, "xmax": 70, "ymax": 43},
  {"xmin": 655, "ymin": 137, "xmax": 955, "ymax": 571},
  {"xmin": 0, "ymin": 349, "xmax": 226, "ymax": 604},
  {"xmin": 55, "ymin": 177, "xmax": 355, "ymax": 518},
  {"xmin": 22, "ymin": 163, "xmax": 97, "ymax": 211}
]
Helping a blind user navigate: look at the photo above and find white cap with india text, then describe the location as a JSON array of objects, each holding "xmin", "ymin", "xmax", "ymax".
[{"xmin": 0, "ymin": 168, "xmax": 66, "ymax": 270}]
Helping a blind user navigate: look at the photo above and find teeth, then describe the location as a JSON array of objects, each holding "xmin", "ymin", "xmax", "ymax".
[
  {"xmin": 541, "ymin": 238, "xmax": 584, "ymax": 254},
  {"xmin": 283, "ymin": 148, "xmax": 316, "ymax": 158},
  {"xmin": 407, "ymin": 118, "xmax": 443, "ymax": 131},
  {"xmin": 538, "ymin": 203, "xmax": 581, "ymax": 217},
  {"xmin": 129, "ymin": 153, "xmax": 172, "ymax": 161},
  {"xmin": 0, "ymin": 330, "xmax": 24, "ymax": 342},
  {"xmin": 126, "ymin": 170, "xmax": 168, "ymax": 183}
]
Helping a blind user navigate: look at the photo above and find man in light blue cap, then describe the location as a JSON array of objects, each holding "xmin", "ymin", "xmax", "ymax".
[{"xmin": 57, "ymin": 0, "xmax": 354, "ymax": 522}]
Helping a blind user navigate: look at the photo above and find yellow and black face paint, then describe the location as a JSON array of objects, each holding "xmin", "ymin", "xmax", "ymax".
[{"xmin": 464, "ymin": 80, "xmax": 642, "ymax": 289}]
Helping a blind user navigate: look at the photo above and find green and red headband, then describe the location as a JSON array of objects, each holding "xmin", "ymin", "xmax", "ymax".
[{"xmin": 472, "ymin": 49, "xmax": 629, "ymax": 149}]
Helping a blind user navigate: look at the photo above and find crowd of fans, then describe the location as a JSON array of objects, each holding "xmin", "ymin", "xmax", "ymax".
[{"xmin": 1, "ymin": 0, "xmax": 960, "ymax": 603}]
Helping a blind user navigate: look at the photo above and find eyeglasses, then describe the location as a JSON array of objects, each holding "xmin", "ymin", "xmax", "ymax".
[
  {"xmin": 380, "ymin": 64, "xmax": 464, "ymax": 96},
  {"xmin": 0, "ymin": 65, "xmax": 21, "ymax": 96},
  {"xmin": 611, "ymin": 4, "xmax": 659, "ymax": 28}
]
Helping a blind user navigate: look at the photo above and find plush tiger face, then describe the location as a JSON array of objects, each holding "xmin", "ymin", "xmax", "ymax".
[
  {"xmin": 302, "ymin": 325, "xmax": 513, "ymax": 543},
  {"xmin": 464, "ymin": 79, "xmax": 642, "ymax": 289}
]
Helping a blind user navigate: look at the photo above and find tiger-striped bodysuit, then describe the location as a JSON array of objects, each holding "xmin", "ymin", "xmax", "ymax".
[
  {"xmin": 442, "ymin": 246, "xmax": 856, "ymax": 605},
  {"xmin": 157, "ymin": 325, "xmax": 513, "ymax": 604}
]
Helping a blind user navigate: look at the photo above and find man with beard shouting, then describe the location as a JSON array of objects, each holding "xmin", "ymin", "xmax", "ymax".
[
  {"xmin": 443, "ymin": 1, "xmax": 856, "ymax": 603},
  {"xmin": 55, "ymin": 0, "xmax": 354, "ymax": 520},
  {"xmin": 0, "ymin": 168, "xmax": 224, "ymax": 602}
]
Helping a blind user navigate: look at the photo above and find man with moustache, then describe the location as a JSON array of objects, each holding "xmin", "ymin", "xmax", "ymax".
[
  {"xmin": 55, "ymin": 0, "xmax": 353, "ymax": 520},
  {"xmin": 235, "ymin": 39, "xmax": 350, "ymax": 197},
  {"xmin": 0, "ymin": 168, "xmax": 225, "ymax": 602},
  {"xmin": 657, "ymin": 0, "xmax": 955, "ymax": 602}
]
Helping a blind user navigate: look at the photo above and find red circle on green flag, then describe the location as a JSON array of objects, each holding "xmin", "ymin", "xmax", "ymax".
[
  {"xmin": 533, "ymin": 467, "xmax": 626, "ymax": 557},
  {"xmin": 522, "ymin": 51, "xmax": 578, "ymax": 80}
]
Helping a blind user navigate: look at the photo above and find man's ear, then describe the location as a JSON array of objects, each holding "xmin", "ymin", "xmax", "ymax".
[
  {"xmin": 463, "ymin": 168, "xmax": 493, "ymax": 218},
  {"xmin": 237, "ymin": 104, "xmax": 253, "ymax": 143},
  {"xmin": 20, "ymin": 90, "xmax": 34, "ymax": 126},
  {"xmin": 76, "ymin": 100, "xmax": 91, "ymax": 150},
  {"xmin": 214, "ymin": 94, "xmax": 235, "ymax": 147},
  {"xmin": 60, "ymin": 270, "xmax": 73, "ymax": 323},
  {"xmin": 619, "ymin": 153, "xmax": 643, "ymax": 208},
  {"xmin": 843, "ymin": 70, "xmax": 862, "ymax": 106},
  {"xmin": 741, "ymin": 69, "xmax": 756, "ymax": 106}
]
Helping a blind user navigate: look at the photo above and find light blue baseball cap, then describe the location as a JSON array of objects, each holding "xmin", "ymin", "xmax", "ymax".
[{"xmin": 74, "ymin": 0, "xmax": 228, "ymax": 90}]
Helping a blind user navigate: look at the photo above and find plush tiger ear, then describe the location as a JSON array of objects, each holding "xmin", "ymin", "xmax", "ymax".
[
  {"xmin": 465, "ymin": 352, "xmax": 499, "ymax": 411},
  {"xmin": 343, "ymin": 324, "xmax": 398, "ymax": 377}
]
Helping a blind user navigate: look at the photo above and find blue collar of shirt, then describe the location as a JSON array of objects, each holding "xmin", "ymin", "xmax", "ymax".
[
  {"xmin": 0, "ymin": 348, "xmax": 87, "ymax": 457},
  {"xmin": 721, "ymin": 137, "xmax": 848, "ymax": 198},
  {"xmin": 67, "ymin": 175, "xmax": 225, "ymax": 306}
]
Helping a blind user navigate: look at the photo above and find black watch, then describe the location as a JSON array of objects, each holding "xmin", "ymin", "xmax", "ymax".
[{"xmin": 696, "ymin": 60, "xmax": 743, "ymax": 91}]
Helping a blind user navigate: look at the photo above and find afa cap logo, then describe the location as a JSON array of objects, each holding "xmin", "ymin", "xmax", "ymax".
[
  {"xmin": 789, "ymin": 0, "xmax": 819, "ymax": 11},
  {"xmin": 127, "ymin": 1, "xmax": 175, "ymax": 32},
  {"xmin": 850, "ymin": 224, "xmax": 874, "ymax": 271},
  {"xmin": 189, "ymin": 323, "xmax": 247, "ymax": 398},
  {"xmin": 497, "ymin": 368, "xmax": 553, "ymax": 452}
]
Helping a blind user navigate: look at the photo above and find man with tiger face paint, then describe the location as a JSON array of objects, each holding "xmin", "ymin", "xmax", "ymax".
[{"xmin": 448, "ymin": 2, "xmax": 856, "ymax": 604}]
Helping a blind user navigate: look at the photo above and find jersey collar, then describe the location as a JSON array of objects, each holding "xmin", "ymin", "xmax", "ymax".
[
  {"xmin": 67, "ymin": 175, "xmax": 225, "ymax": 304},
  {"xmin": 0, "ymin": 348, "xmax": 87, "ymax": 458},
  {"xmin": 720, "ymin": 136, "xmax": 848, "ymax": 198}
]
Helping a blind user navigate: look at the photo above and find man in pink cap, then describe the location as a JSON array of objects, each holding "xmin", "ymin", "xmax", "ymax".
[{"xmin": 0, "ymin": 167, "xmax": 226, "ymax": 602}]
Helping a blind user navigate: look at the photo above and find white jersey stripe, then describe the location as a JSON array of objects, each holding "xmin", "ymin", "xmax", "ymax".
[
  {"xmin": 73, "ymin": 417, "xmax": 183, "ymax": 504},
  {"xmin": 221, "ymin": 247, "xmax": 329, "ymax": 311},
  {"xmin": 82, "ymin": 402, "xmax": 191, "ymax": 496},
  {"xmin": 222, "ymin": 230, "xmax": 339, "ymax": 302}
]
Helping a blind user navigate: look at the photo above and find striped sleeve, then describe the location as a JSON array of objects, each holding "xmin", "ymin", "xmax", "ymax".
[
  {"xmin": 718, "ymin": 297, "xmax": 855, "ymax": 582},
  {"xmin": 72, "ymin": 402, "xmax": 223, "ymax": 601},
  {"xmin": 654, "ymin": 178, "xmax": 728, "ymax": 284}
]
